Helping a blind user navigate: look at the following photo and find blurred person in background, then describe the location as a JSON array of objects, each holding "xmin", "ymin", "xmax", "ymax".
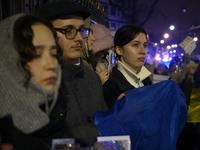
[
  {"xmin": 0, "ymin": 14, "xmax": 69, "ymax": 150},
  {"xmin": 178, "ymin": 61, "xmax": 197, "ymax": 106},
  {"xmin": 92, "ymin": 23, "xmax": 114, "ymax": 84},
  {"xmin": 80, "ymin": 17, "xmax": 96, "ymax": 71},
  {"xmin": 176, "ymin": 61, "xmax": 200, "ymax": 150},
  {"xmin": 168, "ymin": 61, "xmax": 177, "ymax": 74},
  {"xmin": 103, "ymin": 25, "xmax": 152, "ymax": 108},
  {"xmin": 154, "ymin": 62, "xmax": 168, "ymax": 75}
]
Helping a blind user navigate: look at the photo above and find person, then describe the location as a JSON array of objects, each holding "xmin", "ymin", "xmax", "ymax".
[
  {"xmin": 92, "ymin": 23, "xmax": 114, "ymax": 84},
  {"xmin": 0, "ymin": 13, "xmax": 70, "ymax": 150},
  {"xmin": 168, "ymin": 61, "xmax": 177, "ymax": 74},
  {"xmin": 81, "ymin": 20, "xmax": 112, "ymax": 85},
  {"xmin": 80, "ymin": 17, "xmax": 97, "ymax": 71},
  {"xmin": 178, "ymin": 61, "xmax": 197, "ymax": 106},
  {"xmin": 154, "ymin": 62, "xmax": 168, "ymax": 75},
  {"xmin": 176, "ymin": 61, "xmax": 200, "ymax": 150},
  {"xmin": 103, "ymin": 25, "xmax": 152, "ymax": 109},
  {"xmin": 36, "ymin": 0, "xmax": 108, "ymax": 146}
]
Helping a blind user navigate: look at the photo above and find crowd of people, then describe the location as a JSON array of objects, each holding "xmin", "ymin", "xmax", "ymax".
[{"xmin": 0, "ymin": 0, "xmax": 199, "ymax": 150}]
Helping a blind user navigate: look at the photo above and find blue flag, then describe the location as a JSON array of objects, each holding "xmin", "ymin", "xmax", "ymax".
[{"xmin": 94, "ymin": 80, "xmax": 187, "ymax": 150}]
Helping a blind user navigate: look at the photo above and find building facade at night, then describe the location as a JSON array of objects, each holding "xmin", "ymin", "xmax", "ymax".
[
  {"xmin": 0, "ymin": 0, "xmax": 199, "ymax": 56},
  {"xmin": 96, "ymin": 0, "xmax": 135, "ymax": 36}
]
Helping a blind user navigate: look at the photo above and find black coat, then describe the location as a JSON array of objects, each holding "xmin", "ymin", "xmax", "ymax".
[
  {"xmin": 0, "ymin": 90, "xmax": 71, "ymax": 150},
  {"xmin": 103, "ymin": 67, "xmax": 152, "ymax": 109},
  {"xmin": 178, "ymin": 72, "xmax": 194, "ymax": 106},
  {"xmin": 58, "ymin": 59, "xmax": 108, "ymax": 146}
]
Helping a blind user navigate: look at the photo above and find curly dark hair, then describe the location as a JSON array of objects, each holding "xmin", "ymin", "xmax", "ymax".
[
  {"xmin": 13, "ymin": 14, "xmax": 62, "ymax": 85},
  {"xmin": 114, "ymin": 25, "xmax": 147, "ymax": 59}
]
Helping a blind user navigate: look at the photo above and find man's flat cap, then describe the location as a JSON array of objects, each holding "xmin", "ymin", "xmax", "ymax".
[{"xmin": 36, "ymin": 0, "xmax": 91, "ymax": 20}]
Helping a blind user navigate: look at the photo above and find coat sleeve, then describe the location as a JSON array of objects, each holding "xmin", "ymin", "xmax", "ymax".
[
  {"xmin": 103, "ymin": 79, "xmax": 123, "ymax": 109},
  {"xmin": 94, "ymin": 72, "xmax": 108, "ymax": 111},
  {"xmin": 0, "ymin": 118, "xmax": 50, "ymax": 150}
]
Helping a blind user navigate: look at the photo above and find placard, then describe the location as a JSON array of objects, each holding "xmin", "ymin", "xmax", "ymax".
[
  {"xmin": 95, "ymin": 136, "xmax": 131, "ymax": 150},
  {"xmin": 179, "ymin": 36, "xmax": 196, "ymax": 55}
]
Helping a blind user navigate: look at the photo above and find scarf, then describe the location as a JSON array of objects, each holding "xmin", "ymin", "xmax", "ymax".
[{"xmin": 0, "ymin": 13, "xmax": 61, "ymax": 134}]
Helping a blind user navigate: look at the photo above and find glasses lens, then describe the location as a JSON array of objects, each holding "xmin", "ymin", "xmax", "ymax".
[
  {"xmin": 66, "ymin": 28, "xmax": 77, "ymax": 39},
  {"xmin": 80, "ymin": 29, "xmax": 90, "ymax": 39}
]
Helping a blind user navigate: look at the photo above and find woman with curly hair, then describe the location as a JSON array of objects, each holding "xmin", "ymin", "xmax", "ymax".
[{"xmin": 0, "ymin": 14, "xmax": 70, "ymax": 150}]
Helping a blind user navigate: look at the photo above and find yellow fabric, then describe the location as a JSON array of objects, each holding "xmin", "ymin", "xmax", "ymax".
[{"xmin": 187, "ymin": 88, "xmax": 200, "ymax": 122}]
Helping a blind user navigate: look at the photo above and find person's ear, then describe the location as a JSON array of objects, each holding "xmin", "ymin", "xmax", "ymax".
[
  {"xmin": 115, "ymin": 46, "xmax": 123, "ymax": 56},
  {"xmin": 25, "ymin": 64, "xmax": 30, "ymax": 71}
]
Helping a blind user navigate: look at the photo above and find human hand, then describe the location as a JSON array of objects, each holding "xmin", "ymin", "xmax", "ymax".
[
  {"xmin": 98, "ymin": 69, "xmax": 111, "ymax": 84},
  {"xmin": 117, "ymin": 93, "xmax": 127, "ymax": 100},
  {"xmin": 71, "ymin": 124, "xmax": 99, "ymax": 147},
  {"xmin": 1, "ymin": 144, "xmax": 13, "ymax": 150}
]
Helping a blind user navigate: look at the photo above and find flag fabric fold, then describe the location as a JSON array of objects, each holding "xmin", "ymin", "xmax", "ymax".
[{"xmin": 94, "ymin": 80, "xmax": 187, "ymax": 150}]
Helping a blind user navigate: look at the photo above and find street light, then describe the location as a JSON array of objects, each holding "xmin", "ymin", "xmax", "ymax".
[
  {"xmin": 169, "ymin": 25, "xmax": 175, "ymax": 30},
  {"xmin": 160, "ymin": 40, "xmax": 164, "ymax": 44},
  {"xmin": 164, "ymin": 33, "xmax": 169, "ymax": 38},
  {"xmin": 167, "ymin": 45, "xmax": 171, "ymax": 49},
  {"xmin": 194, "ymin": 37, "xmax": 198, "ymax": 42},
  {"xmin": 154, "ymin": 43, "xmax": 158, "ymax": 47}
]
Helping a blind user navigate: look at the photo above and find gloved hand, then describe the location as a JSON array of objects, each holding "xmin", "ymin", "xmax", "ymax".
[
  {"xmin": 185, "ymin": 53, "xmax": 191, "ymax": 64},
  {"xmin": 71, "ymin": 124, "xmax": 99, "ymax": 147}
]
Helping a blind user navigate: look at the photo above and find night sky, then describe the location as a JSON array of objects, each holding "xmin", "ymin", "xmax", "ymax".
[{"xmin": 137, "ymin": 0, "xmax": 200, "ymax": 55}]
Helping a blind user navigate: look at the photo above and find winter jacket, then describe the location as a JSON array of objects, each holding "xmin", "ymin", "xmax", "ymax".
[
  {"xmin": 103, "ymin": 66, "xmax": 152, "ymax": 109},
  {"xmin": 178, "ymin": 66, "xmax": 195, "ymax": 106},
  {"xmin": 58, "ymin": 59, "xmax": 108, "ymax": 146},
  {"xmin": 0, "ymin": 97, "xmax": 70, "ymax": 150}
]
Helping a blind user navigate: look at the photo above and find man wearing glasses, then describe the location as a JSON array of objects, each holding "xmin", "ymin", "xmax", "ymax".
[{"xmin": 36, "ymin": 0, "xmax": 108, "ymax": 147}]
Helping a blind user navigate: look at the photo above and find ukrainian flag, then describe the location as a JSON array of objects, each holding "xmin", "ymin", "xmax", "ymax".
[
  {"xmin": 187, "ymin": 71, "xmax": 200, "ymax": 123},
  {"xmin": 95, "ymin": 80, "xmax": 187, "ymax": 150}
]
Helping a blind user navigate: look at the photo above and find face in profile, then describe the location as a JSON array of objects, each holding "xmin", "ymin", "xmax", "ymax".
[
  {"xmin": 52, "ymin": 15, "xmax": 85, "ymax": 64},
  {"xmin": 189, "ymin": 66, "xmax": 197, "ymax": 75},
  {"xmin": 87, "ymin": 31, "xmax": 95, "ymax": 51},
  {"xmin": 116, "ymin": 32, "xmax": 148, "ymax": 74},
  {"xmin": 27, "ymin": 23, "xmax": 58, "ymax": 90}
]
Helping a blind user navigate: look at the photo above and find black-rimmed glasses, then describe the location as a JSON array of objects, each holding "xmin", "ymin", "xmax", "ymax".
[{"xmin": 55, "ymin": 28, "xmax": 90, "ymax": 39}]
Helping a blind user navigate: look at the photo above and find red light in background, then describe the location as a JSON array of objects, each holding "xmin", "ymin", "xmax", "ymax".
[
  {"xmin": 155, "ymin": 53, "xmax": 161, "ymax": 61},
  {"xmin": 190, "ymin": 25, "xmax": 195, "ymax": 29}
]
